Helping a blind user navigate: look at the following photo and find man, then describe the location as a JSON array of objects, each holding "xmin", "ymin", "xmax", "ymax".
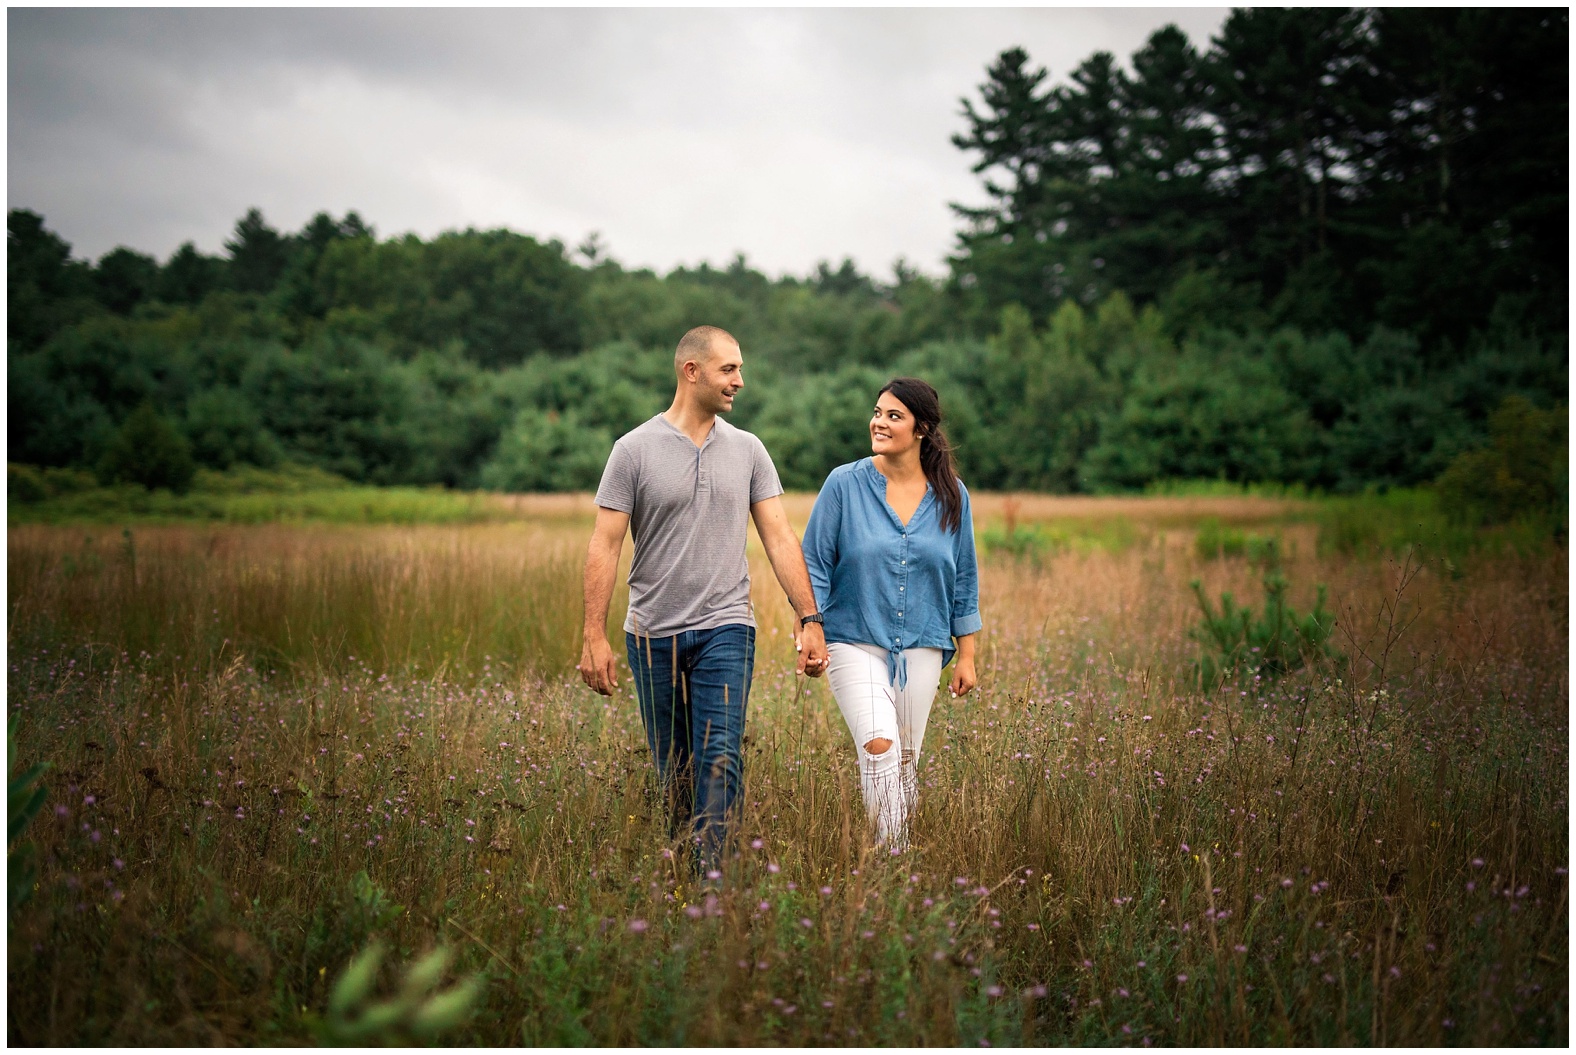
[{"xmin": 580, "ymin": 324, "xmax": 828, "ymax": 877}]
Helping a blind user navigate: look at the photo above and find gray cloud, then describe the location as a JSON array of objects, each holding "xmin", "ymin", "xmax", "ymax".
[{"xmin": 9, "ymin": 7, "xmax": 1228, "ymax": 279}]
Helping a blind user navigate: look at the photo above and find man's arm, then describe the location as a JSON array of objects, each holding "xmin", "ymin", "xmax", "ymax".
[
  {"xmin": 580, "ymin": 506, "xmax": 630, "ymax": 695},
  {"xmin": 750, "ymin": 496, "xmax": 828, "ymax": 676}
]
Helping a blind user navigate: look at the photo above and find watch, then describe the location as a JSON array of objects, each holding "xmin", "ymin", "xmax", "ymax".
[{"xmin": 800, "ymin": 613, "xmax": 824, "ymax": 629}]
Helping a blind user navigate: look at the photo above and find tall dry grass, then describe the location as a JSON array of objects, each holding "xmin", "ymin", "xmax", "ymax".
[
  {"xmin": 6, "ymin": 500, "xmax": 1567, "ymax": 1045},
  {"xmin": 6, "ymin": 522, "xmax": 608, "ymax": 677}
]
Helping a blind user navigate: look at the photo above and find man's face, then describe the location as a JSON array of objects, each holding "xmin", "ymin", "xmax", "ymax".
[{"xmin": 693, "ymin": 340, "xmax": 744, "ymax": 414}]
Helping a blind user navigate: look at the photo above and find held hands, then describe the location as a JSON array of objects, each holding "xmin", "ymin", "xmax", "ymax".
[
  {"xmin": 794, "ymin": 621, "xmax": 828, "ymax": 678},
  {"xmin": 948, "ymin": 654, "xmax": 977, "ymax": 698},
  {"xmin": 578, "ymin": 633, "xmax": 619, "ymax": 696},
  {"xmin": 581, "ymin": 623, "xmax": 827, "ymax": 693}
]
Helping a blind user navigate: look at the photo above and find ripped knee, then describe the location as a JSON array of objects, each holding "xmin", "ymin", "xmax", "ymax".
[{"xmin": 864, "ymin": 737, "xmax": 894, "ymax": 756}]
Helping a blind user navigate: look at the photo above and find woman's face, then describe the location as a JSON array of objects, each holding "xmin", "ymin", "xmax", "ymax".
[{"xmin": 870, "ymin": 390, "xmax": 921, "ymax": 458}]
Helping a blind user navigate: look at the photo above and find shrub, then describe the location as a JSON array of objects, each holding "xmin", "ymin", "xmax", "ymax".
[
  {"xmin": 980, "ymin": 516, "xmax": 1140, "ymax": 562},
  {"xmin": 1189, "ymin": 571, "xmax": 1338, "ymax": 688},
  {"xmin": 1435, "ymin": 394, "xmax": 1567, "ymax": 528},
  {"xmin": 980, "ymin": 522, "xmax": 1052, "ymax": 563},
  {"xmin": 96, "ymin": 401, "xmax": 196, "ymax": 493},
  {"xmin": 7, "ymin": 463, "xmax": 109, "ymax": 506},
  {"xmin": 8, "ymin": 464, "xmax": 48, "ymax": 504},
  {"xmin": 977, "ymin": 501, "xmax": 1141, "ymax": 564},
  {"xmin": 1194, "ymin": 517, "xmax": 1281, "ymax": 565},
  {"xmin": 478, "ymin": 407, "xmax": 612, "ymax": 492},
  {"xmin": 188, "ymin": 462, "xmax": 350, "ymax": 495},
  {"xmin": 1316, "ymin": 488, "xmax": 1445, "ymax": 558},
  {"xmin": 8, "ymin": 715, "xmax": 49, "ymax": 911},
  {"xmin": 1312, "ymin": 487, "xmax": 1548, "ymax": 564},
  {"xmin": 308, "ymin": 940, "xmax": 483, "ymax": 1045}
]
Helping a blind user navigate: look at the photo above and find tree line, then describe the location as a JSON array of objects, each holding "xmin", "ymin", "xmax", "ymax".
[
  {"xmin": 948, "ymin": 8, "xmax": 1567, "ymax": 348},
  {"xmin": 7, "ymin": 8, "xmax": 1566, "ymax": 506}
]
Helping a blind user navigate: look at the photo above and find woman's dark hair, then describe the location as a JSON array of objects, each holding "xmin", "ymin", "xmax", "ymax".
[{"xmin": 878, "ymin": 376, "xmax": 962, "ymax": 533}]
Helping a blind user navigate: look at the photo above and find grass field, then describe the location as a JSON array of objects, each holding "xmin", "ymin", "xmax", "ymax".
[
  {"xmin": 7, "ymin": 463, "xmax": 523, "ymax": 527},
  {"xmin": 6, "ymin": 494, "xmax": 1567, "ymax": 1044}
]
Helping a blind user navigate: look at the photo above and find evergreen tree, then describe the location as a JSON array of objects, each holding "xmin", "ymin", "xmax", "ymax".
[
  {"xmin": 225, "ymin": 207, "xmax": 291, "ymax": 294},
  {"xmin": 158, "ymin": 242, "xmax": 227, "ymax": 305},
  {"xmin": 948, "ymin": 9, "xmax": 1567, "ymax": 347},
  {"xmin": 94, "ymin": 247, "xmax": 161, "ymax": 314},
  {"xmin": 7, "ymin": 208, "xmax": 98, "ymax": 351}
]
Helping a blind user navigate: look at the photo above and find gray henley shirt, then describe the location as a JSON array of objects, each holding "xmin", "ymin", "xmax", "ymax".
[{"xmin": 594, "ymin": 414, "xmax": 784, "ymax": 638}]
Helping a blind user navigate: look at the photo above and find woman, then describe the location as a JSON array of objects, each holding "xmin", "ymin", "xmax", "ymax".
[{"xmin": 801, "ymin": 377, "xmax": 981, "ymax": 851}]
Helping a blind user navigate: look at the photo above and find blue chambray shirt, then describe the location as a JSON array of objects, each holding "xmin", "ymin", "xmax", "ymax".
[{"xmin": 802, "ymin": 458, "xmax": 983, "ymax": 687}]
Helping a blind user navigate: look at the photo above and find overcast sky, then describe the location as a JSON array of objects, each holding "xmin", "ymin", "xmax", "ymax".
[{"xmin": 9, "ymin": 7, "xmax": 1229, "ymax": 281}]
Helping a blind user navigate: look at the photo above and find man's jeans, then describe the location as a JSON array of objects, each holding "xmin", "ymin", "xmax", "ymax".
[{"xmin": 626, "ymin": 624, "xmax": 754, "ymax": 876}]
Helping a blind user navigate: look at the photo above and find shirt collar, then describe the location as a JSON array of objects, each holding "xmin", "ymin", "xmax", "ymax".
[
  {"xmin": 862, "ymin": 457, "xmax": 934, "ymax": 527},
  {"xmin": 654, "ymin": 413, "xmax": 727, "ymax": 450}
]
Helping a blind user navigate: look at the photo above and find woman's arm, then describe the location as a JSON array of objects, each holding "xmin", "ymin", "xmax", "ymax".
[
  {"xmin": 948, "ymin": 485, "xmax": 981, "ymax": 697},
  {"xmin": 948, "ymin": 632, "xmax": 977, "ymax": 697},
  {"xmin": 950, "ymin": 484, "xmax": 983, "ymax": 639},
  {"xmin": 801, "ymin": 471, "xmax": 842, "ymax": 613}
]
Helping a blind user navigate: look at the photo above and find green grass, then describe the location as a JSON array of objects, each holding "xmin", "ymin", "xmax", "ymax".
[
  {"xmin": 980, "ymin": 517, "xmax": 1143, "ymax": 562},
  {"xmin": 1137, "ymin": 480, "xmax": 1560, "ymax": 569},
  {"xmin": 1194, "ymin": 517, "xmax": 1283, "ymax": 564},
  {"xmin": 1142, "ymin": 478, "xmax": 1314, "ymax": 499},
  {"xmin": 8, "ymin": 463, "xmax": 511, "ymax": 526},
  {"xmin": 1309, "ymin": 487, "xmax": 1558, "ymax": 564},
  {"xmin": 10, "ymin": 466, "xmax": 1564, "ymax": 574},
  {"xmin": 6, "ymin": 520, "xmax": 1566, "ymax": 1044}
]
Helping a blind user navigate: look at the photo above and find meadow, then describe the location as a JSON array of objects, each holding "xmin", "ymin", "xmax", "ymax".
[{"xmin": 6, "ymin": 493, "xmax": 1567, "ymax": 1045}]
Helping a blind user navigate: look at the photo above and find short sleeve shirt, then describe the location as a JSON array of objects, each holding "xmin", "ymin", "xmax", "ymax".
[{"xmin": 595, "ymin": 414, "xmax": 783, "ymax": 637}]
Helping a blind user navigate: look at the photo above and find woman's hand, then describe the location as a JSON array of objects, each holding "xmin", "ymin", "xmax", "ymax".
[
  {"xmin": 795, "ymin": 621, "xmax": 828, "ymax": 677},
  {"xmin": 948, "ymin": 653, "xmax": 977, "ymax": 697},
  {"xmin": 948, "ymin": 633, "xmax": 978, "ymax": 697}
]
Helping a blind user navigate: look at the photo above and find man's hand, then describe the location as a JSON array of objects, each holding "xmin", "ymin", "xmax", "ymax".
[
  {"xmin": 579, "ymin": 633, "xmax": 619, "ymax": 696},
  {"xmin": 580, "ymin": 505, "xmax": 629, "ymax": 695},
  {"xmin": 750, "ymin": 496, "xmax": 831, "ymax": 679},
  {"xmin": 795, "ymin": 620, "xmax": 828, "ymax": 677}
]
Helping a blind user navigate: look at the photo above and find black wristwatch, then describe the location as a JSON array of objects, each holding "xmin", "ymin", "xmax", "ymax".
[{"xmin": 800, "ymin": 613, "xmax": 824, "ymax": 629}]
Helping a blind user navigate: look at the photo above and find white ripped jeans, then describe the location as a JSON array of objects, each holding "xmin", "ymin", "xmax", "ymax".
[{"xmin": 825, "ymin": 641, "xmax": 943, "ymax": 850}]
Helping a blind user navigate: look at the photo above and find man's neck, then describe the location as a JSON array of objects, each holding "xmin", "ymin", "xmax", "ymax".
[{"xmin": 663, "ymin": 400, "xmax": 718, "ymax": 448}]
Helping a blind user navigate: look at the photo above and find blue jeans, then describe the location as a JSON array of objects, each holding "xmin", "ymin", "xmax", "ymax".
[{"xmin": 626, "ymin": 624, "xmax": 755, "ymax": 875}]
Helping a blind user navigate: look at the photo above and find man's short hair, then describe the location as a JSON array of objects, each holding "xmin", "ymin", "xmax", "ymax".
[{"xmin": 674, "ymin": 325, "xmax": 738, "ymax": 376}]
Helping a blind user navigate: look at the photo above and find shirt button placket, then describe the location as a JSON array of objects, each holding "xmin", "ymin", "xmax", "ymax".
[{"xmin": 896, "ymin": 527, "xmax": 907, "ymax": 646}]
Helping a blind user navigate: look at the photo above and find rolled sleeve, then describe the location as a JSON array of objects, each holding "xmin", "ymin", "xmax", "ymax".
[
  {"xmin": 802, "ymin": 472, "xmax": 841, "ymax": 613},
  {"xmin": 951, "ymin": 484, "xmax": 981, "ymax": 638}
]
